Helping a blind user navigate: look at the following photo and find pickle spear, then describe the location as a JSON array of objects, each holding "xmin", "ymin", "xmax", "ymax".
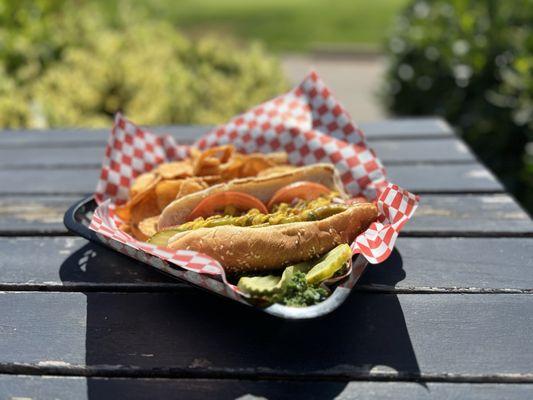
[
  {"xmin": 238, "ymin": 244, "xmax": 351, "ymax": 297},
  {"xmin": 238, "ymin": 275, "xmax": 282, "ymax": 296},
  {"xmin": 147, "ymin": 229, "xmax": 181, "ymax": 246},
  {"xmin": 305, "ymin": 244, "xmax": 352, "ymax": 285},
  {"xmin": 238, "ymin": 261, "xmax": 312, "ymax": 296}
]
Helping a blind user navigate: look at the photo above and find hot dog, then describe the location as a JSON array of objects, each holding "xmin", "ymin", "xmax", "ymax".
[{"xmin": 151, "ymin": 164, "xmax": 378, "ymax": 274}]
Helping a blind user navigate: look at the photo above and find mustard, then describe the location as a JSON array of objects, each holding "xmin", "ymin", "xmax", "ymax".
[
  {"xmin": 177, "ymin": 192, "xmax": 347, "ymax": 232},
  {"xmin": 148, "ymin": 194, "xmax": 348, "ymax": 248}
]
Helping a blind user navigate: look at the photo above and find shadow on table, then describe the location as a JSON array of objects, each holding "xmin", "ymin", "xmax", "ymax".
[{"xmin": 60, "ymin": 243, "xmax": 422, "ymax": 400}]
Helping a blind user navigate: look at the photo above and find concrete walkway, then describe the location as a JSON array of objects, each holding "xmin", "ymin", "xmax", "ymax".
[{"xmin": 281, "ymin": 54, "xmax": 387, "ymax": 123}]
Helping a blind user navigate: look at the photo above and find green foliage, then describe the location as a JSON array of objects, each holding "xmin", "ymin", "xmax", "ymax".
[
  {"xmin": 125, "ymin": 0, "xmax": 409, "ymax": 52},
  {"xmin": 383, "ymin": 0, "xmax": 533, "ymax": 212},
  {"xmin": 0, "ymin": 0, "xmax": 287, "ymax": 128}
]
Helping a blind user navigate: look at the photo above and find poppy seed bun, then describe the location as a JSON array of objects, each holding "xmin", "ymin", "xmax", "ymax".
[
  {"xmin": 158, "ymin": 163, "xmax": 346, "ymax": 230},
  {"xmin": 168, "ymin": 202, "xmax": 377, "ymax": 274}
]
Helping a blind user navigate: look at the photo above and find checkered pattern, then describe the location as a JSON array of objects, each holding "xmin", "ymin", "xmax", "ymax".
[
  {"xmin": 196, "ymin": 72, "xmax": 387, "ymax": 198},
  {"xmin": 95, "ymin": 114, "xmax": 189, "ymax": 204},
  {"xmin": 90, "ymin": 202, "xmax": 243, "ymax": 301},
  {"xmin": 352, "ymin": 184, "xmax": 419, "ymax": 264},
  {"xmin": 89, "ymin": 71, "xmax": 419, "ymax": 300}
]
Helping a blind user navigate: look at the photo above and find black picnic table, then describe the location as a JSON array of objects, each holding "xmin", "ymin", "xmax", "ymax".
[{"xmin": 0, "ymin": 118, "xmax": 532, "ymax": 399}]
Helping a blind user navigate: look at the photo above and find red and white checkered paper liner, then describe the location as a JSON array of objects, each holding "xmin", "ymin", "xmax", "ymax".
[{"xmin": 90, "ymin": 71, "xmax": 419, "ymax": 297}]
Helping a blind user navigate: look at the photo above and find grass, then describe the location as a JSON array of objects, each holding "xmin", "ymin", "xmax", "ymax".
[{"xmin": 115, "ymin": 0, "xmax": 409, "ymax": 52}]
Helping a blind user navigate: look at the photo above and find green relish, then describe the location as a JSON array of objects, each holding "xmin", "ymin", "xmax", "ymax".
[
  {"xmin": 237, "ymin": 244, "xmax": 352, "ymax": 307},
  {"xmin": 271, "ymin": 271, "xmax": 328, "ymax": 307},
  {"xmin": 175, "ymin": 192, "xmax": 346, "ymax": 233}
]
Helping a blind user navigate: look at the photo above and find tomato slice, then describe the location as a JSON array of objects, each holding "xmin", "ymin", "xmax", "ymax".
[
  {"xmin": 188, "ymin": 191, "xmax": 268, "ymax": 220},
  {"xmin": 267, "ymin": 181, "xmax": 331, "ymax": 209}
]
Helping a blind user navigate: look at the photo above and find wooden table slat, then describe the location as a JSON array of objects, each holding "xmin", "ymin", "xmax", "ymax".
[
  {"xmin": 407, "ymin": 194, "xmax": 533, "ymax": 234},
  {"xmin": 0, "ymin": 118, "xmax": 454, "ymax": 147},
  {"xmin": 2, "ymin": 194, "xmax": 530, "ymax": 235},
  {"xmin": 1, "ymin": 237, "xmax": 532, "ymax": 292},
  {"xmin": 0, "ymin": 292, "xmax": 532, "ymax": 379},
  {"xmin": 385, "ymin": 163, "xmax": 503, "ymax": 192},
  {"xmin": 0, "ymin": 119, "xmax": 531, "ymax": 394},
  {"xmin": 0, "ymin": 195, "xmax": 74, "ymax": 234},
  {"xmin": 0, "ymin": 126, "xmax": 211, "ymax": 147},
  {"xmin": 0, "ymin": 376, "xmax": 531, "ymax": 400},
  {"xmin": 360, "ymin": 118, "xmax": 455, "ymax": 138},
  {"xmin": 0, "ymin": 138, "xmax": 476, "ymax": 168},
  {"xmin": 0, "ymin": 162, "xmax": 503, "ymax": 195}
]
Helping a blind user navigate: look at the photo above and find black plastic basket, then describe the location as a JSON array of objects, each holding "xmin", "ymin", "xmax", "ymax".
[{"xmin": 64, "ymin": 196, "xmax": 368, "ymax": 319}]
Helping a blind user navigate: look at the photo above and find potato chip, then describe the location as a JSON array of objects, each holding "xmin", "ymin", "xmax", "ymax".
[
  {"xmin": 220, "ymin": 158, "xmax": 244, "ymax": 180},
  {"xmin": 130, "ymin": 172, "xmax": 158, "ymax": 198},
  {"xmin": 176, "ymin": 178, "xmax": 209, "ymax": 198},
  {"xmin": 117, "ymin": 146, "xmax": 290, "ymax": 232},
  {"xmin": 203, "ymin": 145, "xmax": 234, "ymax": 163},
  {"xmin": 193, "ymin": 145, "xmax": 233, "ymax": 175},
  {"xmin": 155, "ymin": 179, "xmax": 183, "ymax": 210},
  {"xmin": 194, "ymin": 163, "xmax": 219, "ymax": 177},
  {"xmin": 118, "ymin": 222, "xmax": 132, "ymax": 234},
  {"xmin": 239, "ymin": 155, "xmax": 275, "ymax": 177},
  {"xmin": 201, "ymin": 156, "xmax": 221, "ymax": 168},
  {"xmin": 138, "ymin": 215, "xmax": 160, "ymax": 239},
  {"xmin": 265, "ymin": 152, "xmax": 289, "ymax": 165},
  {"xmin": 130, "ymin": 224, "xmax": 149, "ymax": 241},
  {"xmin": 129, "ymin": 175, "xmax": 162, "ymax": 206},
  {"xmin": 130, "ymin": 187, "xmax": 160, "ymax": 225},
  {"xmin": 115, "ymin": 203, "xmax": 131, "ymax": 222},
  {"xmin": 156, "ymin": 161, "xmax": 193, "ymax": 180},
  {"xmin": 199, "ymin": 167, "xmax": 222, "ymax": 177},
  {"xmin": 194, "ymin": 159, "xmax": 221, "ymax": 177},
  {"xmin": 116, "ymin": 175, "xmax": 161, "ymax": 222},
  {"xmin": 189, "ymin": 147, "xmax": 202, "ymax": 160}
]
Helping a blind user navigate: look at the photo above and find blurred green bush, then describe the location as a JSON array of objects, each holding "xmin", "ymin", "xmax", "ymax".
[
  {"xmin": 382, "ymin": 0, "xmax": 533, "ymax": 212},
  {"xmin": 0, "ymin": 0, "xmax": 287, "ymax": 128}
]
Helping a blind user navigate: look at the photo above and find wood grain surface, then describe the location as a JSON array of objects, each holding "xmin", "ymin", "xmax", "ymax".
[
  {"xmin": 2, "ymin": 194, "xmax": 530, "ymax": 235},
  {"xmin": 1, "ymin": 237, "xmax": 532, "ymax": 292},
  {"xmin": 0, "ymin": 162, "xmax": 503, "ymax": 195},
  {"xmin": 0, "ymin": 292, "xmax": 532, "ymax": 380},
  {"xmin": 0, "ymin": 138, "xmax": 476, "ymax": 168},
  {"xmin": 0, "ymin": 119, "xmax": 531, "ymax": 398},
  {"xmin": 0, "ymin": 118, "xmax": 454, "ymax": 147},
  {"xmin": 0, "ymin": 376, "xmax": 531, "ymax": 400}
]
